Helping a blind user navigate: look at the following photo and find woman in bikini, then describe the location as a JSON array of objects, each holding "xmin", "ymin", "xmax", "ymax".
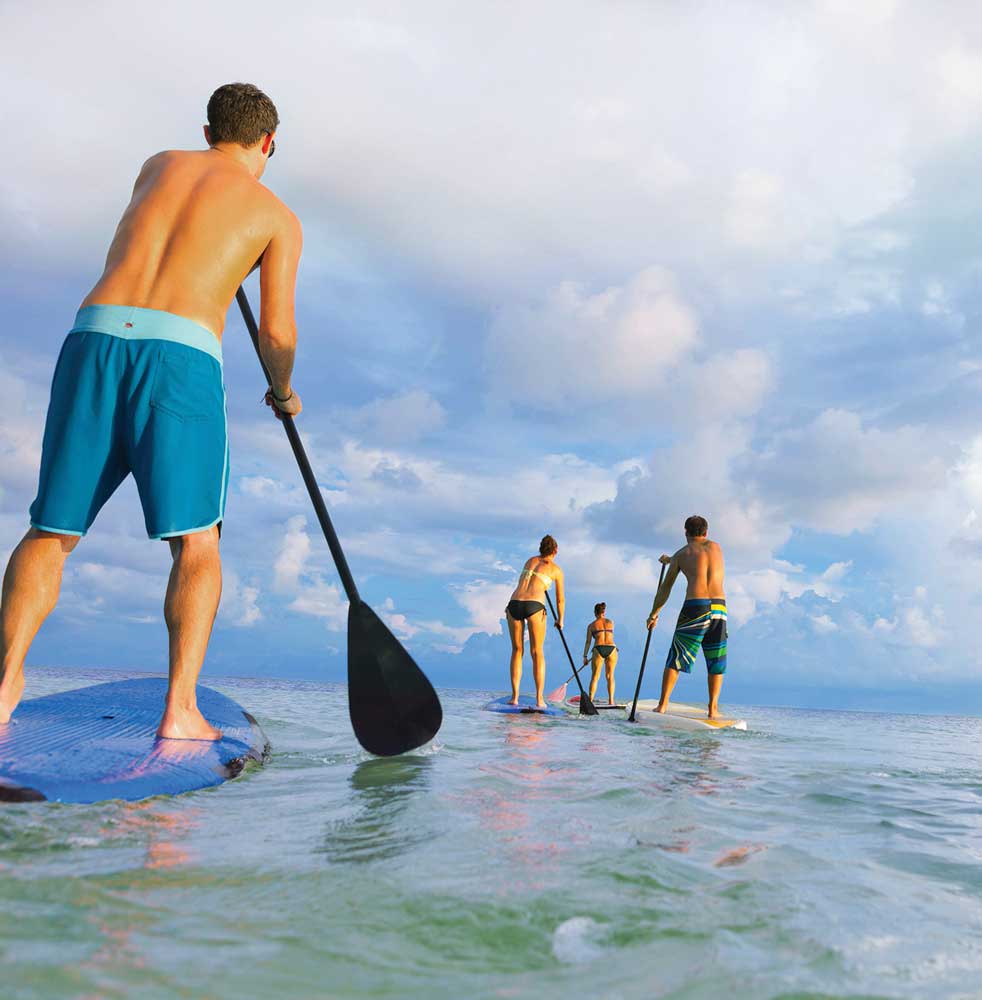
[
  {"xmin": 582, "ymin": 602, "xmax": 618, "ymax": 705},
  {"xmin": 505, "ymin": 534, "xmax": 564, "ymax": 708}
]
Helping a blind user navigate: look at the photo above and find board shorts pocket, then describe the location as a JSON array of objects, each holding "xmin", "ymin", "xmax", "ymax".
[{"xmin": 149, "ymin": 348, "xmax": 224, "ymax": 423}]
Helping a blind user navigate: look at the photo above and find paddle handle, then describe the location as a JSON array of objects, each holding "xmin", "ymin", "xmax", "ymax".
[
  {"xmin": 629, "ymin": 562, "xmax": 667, "ymax": 722},
  {"xmin": 545, "ymin": 592, "xmax": 588, "ymax": 697},
  {"xmin": 235, "ymin": 287, "xmax": 361, "ymax": 605}
]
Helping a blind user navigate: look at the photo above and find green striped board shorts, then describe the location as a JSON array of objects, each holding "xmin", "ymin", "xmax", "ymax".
[{"xmin": 665, "ymin": 599, "xmax": 728, "ymax": 675}]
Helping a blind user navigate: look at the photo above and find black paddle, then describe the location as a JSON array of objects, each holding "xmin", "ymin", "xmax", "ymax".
[
  {"xmin": 544, "ymin": 592, "xmax": 598, "ymax": 716},
  {"xmin": 235, "ymin": 287, "xmax": 443, "ymax": 757},
  {"xmin": 628, "ymin": 562, "xmax": 667, "ymax": 722}
]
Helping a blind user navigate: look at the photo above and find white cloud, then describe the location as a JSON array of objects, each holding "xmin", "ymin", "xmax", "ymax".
[
  {"xmin": 486, "ymin": 267, "xmax": 698, "ymax": 412},
  {"xmin": 811, "ymin": 613, "xmax": 838, "ymax": 633},
  {"xmin": 289, "ymin": 578, "xmax": 346, "ymax": 630},
  {"xmin": 274, "ymin": 515, "xmax": 312, "ymax": 591},
  {"xmin": 221, "ymin": 572, "xmax": 262, "ymax": 628},
  {"xmin": 379, "ymin": 597, "xmax": 419, "ymax": 640},
  {"xmin": 347, "ymin": 390, "xmax": 446, "ymax": 445},
  {"xmin": 751, "ymin": 410, "xmax": 947, "ymax": 534},
  {"xmin": 271, "ymin": 516, "xmax": 347, "ymax": 630}
]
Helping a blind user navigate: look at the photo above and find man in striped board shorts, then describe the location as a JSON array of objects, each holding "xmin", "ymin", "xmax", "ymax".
[{"xmin": 646, "ymin": 515, "xmax": 728, "ymax": 720}]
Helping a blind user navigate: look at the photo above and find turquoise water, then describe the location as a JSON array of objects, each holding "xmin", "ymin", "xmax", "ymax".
[{"xmin": 3, "ymin": 669, "xmax": 982, "ymax": 999}]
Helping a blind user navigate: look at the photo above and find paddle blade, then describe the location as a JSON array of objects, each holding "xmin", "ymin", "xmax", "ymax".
[
  {"xmin": 578, "ymin": 691, "xmax": 599, "ymax": 716},
  {"xmin": 347, "ymin": 600, "xmax": 443, "ymax": 757},
  {"xmin": 545, "ymin": 682, "xmax": 568, "ymax": 703}
]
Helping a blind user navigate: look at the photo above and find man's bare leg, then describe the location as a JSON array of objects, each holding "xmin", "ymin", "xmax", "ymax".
[
  {"xmin": 0, "ymin": 529, "xmax": 80, "ymax": 722},
  {"xmin": 707, "ymin": 673, "xmax": 723, "ymax": 720},
  {"xmin": 655, "ymin": 666, "xmax": 680, "ymax": 713},
  {"xmin": 506, "ymin": 612, "xmax": 524, "ymax": 704},
  {"xmin": 157, "ymin": 528, "xmax": 223, "ymax": 740}
]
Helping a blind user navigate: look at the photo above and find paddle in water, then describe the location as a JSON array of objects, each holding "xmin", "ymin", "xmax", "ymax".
[
  {"xmin": 628, "ymin": 562, "xmax": 667, "ymax": 722},
  {"xmin": 235, "ymin": 287, "xmax": 443, "ymax": 756},
  {"xmin": 544, "ymin": 592, "xmax": 598, "ymax": 716}
]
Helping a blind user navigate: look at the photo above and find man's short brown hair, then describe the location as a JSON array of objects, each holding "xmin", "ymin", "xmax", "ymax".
[
  {"xmin": 684, "ymin": 515, "xmax": 708, "ymax": 537},
  {"xmin": 207, "ymin": 83, "xmax": 279, "ymax": 147}
]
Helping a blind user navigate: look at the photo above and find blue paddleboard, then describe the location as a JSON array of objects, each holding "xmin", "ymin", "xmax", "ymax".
[
  {"xmin": 483, "ymin": 695, "xmax": 565, "ymax": 717},
  {"xmin": 0, "ymin": 678, "xmax": 269, "ymax": 804}
]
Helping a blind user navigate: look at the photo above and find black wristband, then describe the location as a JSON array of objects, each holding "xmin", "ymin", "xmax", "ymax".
[{"xmin": 271, "ymin": 388, "xmax": 294, "ymax": 403}]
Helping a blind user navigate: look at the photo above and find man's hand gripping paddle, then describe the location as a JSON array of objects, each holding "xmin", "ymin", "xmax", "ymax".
[
  {"xmin": 544, "ymin": 592, "xmax": 598, "ymax": 716},
  {"xmin": 628, "ymin": 562, "xmax": 667, "ymax": 722},
  {"xmin": 236, "ymin": 287, "xmax": 443, "ymax": 756}
]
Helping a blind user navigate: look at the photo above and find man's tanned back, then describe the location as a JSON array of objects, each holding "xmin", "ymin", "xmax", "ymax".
[
  {"xmin": 83, "ymin": 149, "xmax": 300, "ymax": 339},
  {"xmin": 674, "ymin": 537, "xmax": 726, "ymax": 600}
]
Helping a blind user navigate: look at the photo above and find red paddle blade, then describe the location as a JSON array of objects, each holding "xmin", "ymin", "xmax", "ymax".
[{"xmin": 545, "ymin": 682, "xmax": 568, "ymax": 703}]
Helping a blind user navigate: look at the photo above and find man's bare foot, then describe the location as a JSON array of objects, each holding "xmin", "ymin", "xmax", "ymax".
[
  {"xmin": 707, "ymin": 704, "xmax": 719, "ymax": 720},
  {"xmin": 535, "ymin": 699, "xmax": 547, "ymax": 709},
  {"xmin": 156, "ymin": 705, "xmax": 222, "ymax": 741},
  {"xmin": 0, "ymin": 670, "xmax": 26, "ymax": 724},
  {"xmin": 508, "ymin": 697, "xmax": 520, "ymax": 706},
  {"xmin": 655, "ymin": 701, "xmax": 668, "ymax": 714}
]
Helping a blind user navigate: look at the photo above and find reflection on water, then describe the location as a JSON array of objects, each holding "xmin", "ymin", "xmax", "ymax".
[
  {"xmin": 319, "ymin": 755, "xmax": 433, "ymax": 864},
  {"xmin": 5, "ymin": 674, "xmax": 982, "ymax": 999}
]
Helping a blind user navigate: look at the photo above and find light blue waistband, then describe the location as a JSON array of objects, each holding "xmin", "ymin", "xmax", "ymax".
[{"xmin": 70, "ymin": 305, "xmax": 223, "ymax": 364}]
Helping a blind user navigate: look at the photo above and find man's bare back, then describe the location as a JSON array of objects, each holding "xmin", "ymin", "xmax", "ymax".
[
  {"xmin": 669, "ymin": 537, "xmax": 726, "ymax": 601},
  {"xmin": 83, "ymin": 148, "xmax": 300, "ymax": 342}
]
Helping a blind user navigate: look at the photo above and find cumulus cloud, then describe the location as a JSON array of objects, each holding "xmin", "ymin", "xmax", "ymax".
[
  {"xmin": 289, "ymin": 578, "xmax": 347, "ymax": 630},
  {"xmin": 219, "ymin": 571, "xmax": 262, "ymax": 628},
  {"xmin": 486, "ymin": 267, "xmax": 698, "ymax": 412},
  {"xmin": 750, "ymin": 409, "xmax": 947, "ymax": 534},
  {"xmin": 346, "ymin": 390, "xmax": 446, "ymax": 445}
]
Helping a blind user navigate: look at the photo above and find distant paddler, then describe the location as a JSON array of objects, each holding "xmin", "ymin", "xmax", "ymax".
[
  {"xmin": 505, "ymin": 535, "xmax": 565, "ymax": 709},
  {"xmin": 646, "ymin": 516, "xmax": 728, "ymax": 720},
  {"xmin": 582, "ymin": 602, "xmax": 618, "ymax": 705}
]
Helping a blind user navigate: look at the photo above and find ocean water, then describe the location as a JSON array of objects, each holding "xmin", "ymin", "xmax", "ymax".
[{"xmin": 3, "ymin": 669, "xmax": 982, "ymax": 999}]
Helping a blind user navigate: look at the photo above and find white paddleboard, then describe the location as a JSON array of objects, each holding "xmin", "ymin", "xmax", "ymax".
[{"xmin": 626, "ymin": 699, "xmax": 747, "ymax": 731}]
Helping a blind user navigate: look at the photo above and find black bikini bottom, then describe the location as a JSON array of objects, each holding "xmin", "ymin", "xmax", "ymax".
[
  {"xmin": 594, "ymin": 644, "xmax": 617, "ymax": 658},
  {"xmin": 507, "ymin": 599, "xmax": 545, "ymax": 621}
]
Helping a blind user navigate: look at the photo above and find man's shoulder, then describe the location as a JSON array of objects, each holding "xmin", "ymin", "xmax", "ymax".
[{"xmin": 263, "ymin": 190, "xmax": 302, "ymax": 237}]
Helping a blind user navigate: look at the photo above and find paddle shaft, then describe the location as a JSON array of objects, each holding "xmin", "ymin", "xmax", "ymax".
[
  {"xmin": 235, "ymin": 287, "xmax": 360, "ymax": 604},
  {"xmin": 545, "ymin": 592, "xmax": 590, "ymax": 700},
  {"xmin": 628, "ymin": 562, "xmax": 667, "ymax": 722}
]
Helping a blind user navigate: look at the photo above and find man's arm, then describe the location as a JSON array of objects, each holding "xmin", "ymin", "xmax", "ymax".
[
  {"xmin": 583, "ymin": 624, "xmax": 593, "ymax": 663},
  {"xmin": 258, "ymin": 207, "xmax": 303, "ymax": 412},
  {"xmin": 553, "ymin": 570, "xmax": 565, "ymax": 629},
  {"xmin": 647, "ymin": 554, "xmax": 680, "ymax": 629}
]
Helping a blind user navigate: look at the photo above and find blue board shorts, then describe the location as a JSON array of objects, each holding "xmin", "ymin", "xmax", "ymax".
[
  {"xmin": 665, "ymin": 599, "xmax": 728, "ymax": 675},
  {"xmin": 29, "ymin": 305, "xmax": 229, "ymax": 539}
]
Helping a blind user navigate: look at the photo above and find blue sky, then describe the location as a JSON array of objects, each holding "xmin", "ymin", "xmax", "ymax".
[{"xmin": 2, "ymin": 1, "xmax": 982, "ymax": 712}]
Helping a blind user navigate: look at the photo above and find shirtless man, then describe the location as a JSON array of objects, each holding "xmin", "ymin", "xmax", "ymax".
[
  {"xmin": 0, "ymin": 83, "xmax": 302, "ymax": 739},
  {"xmin": 646, "ymin": 515, "xmax": 728, "ymax": 719}
]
